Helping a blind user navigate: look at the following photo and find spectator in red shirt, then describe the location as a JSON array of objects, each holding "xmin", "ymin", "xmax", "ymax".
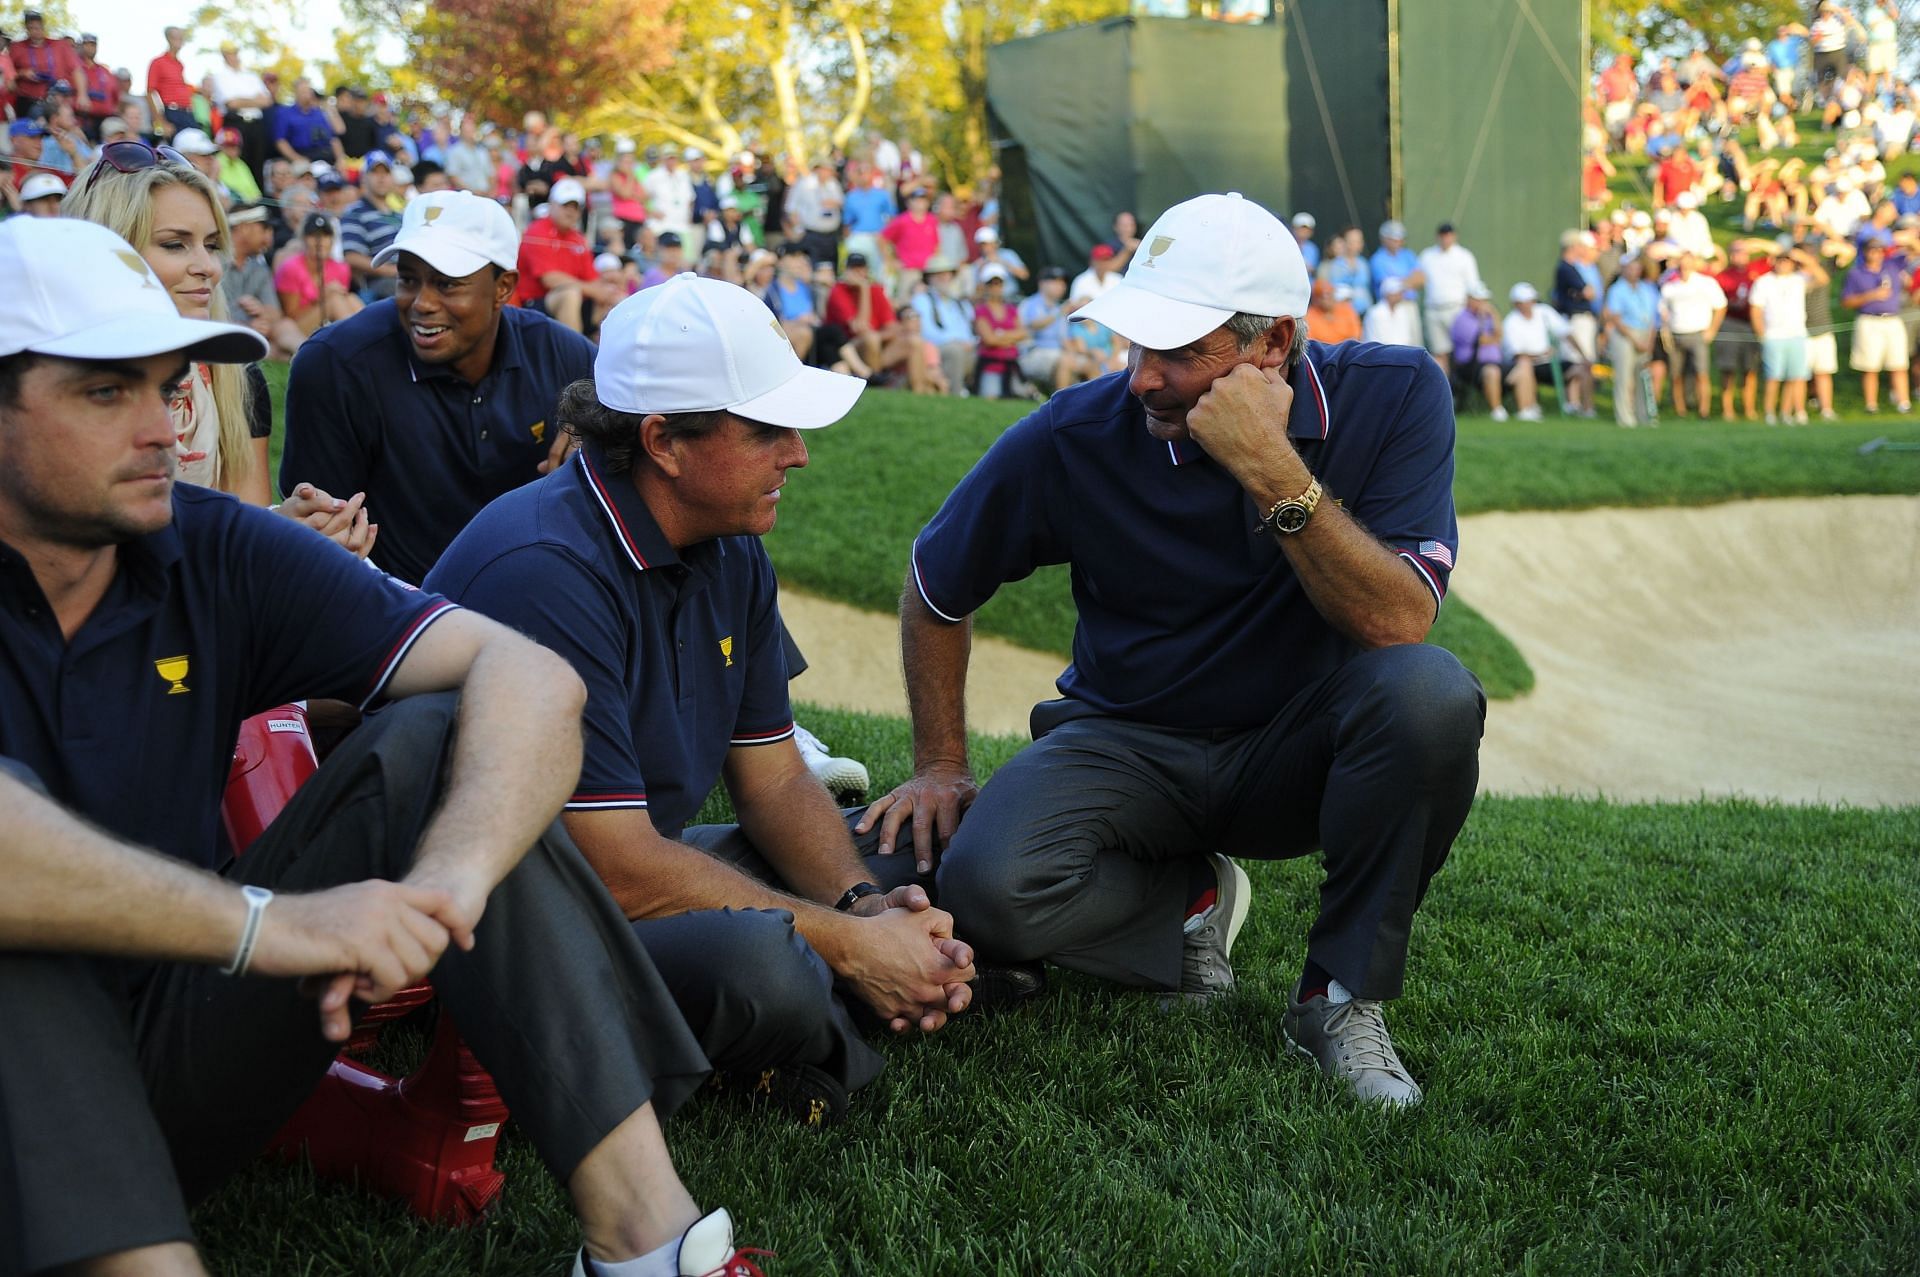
[
  {"xmin": 73, "ymin": 34, "xmax": 120, "ymax": 138},
  {"xmin": 146, "ymin": 25, "xmax": 196, "ymax": 138},
  {"xmin": 9, "ymin": 11, "xmax": 76, "ymax": 111},
  {"xmin": 1655, "ymin": 148, "xmax": 1700, "ymax": 209},
  {"xmin": 514, "ymin": 176, "xmax": 621, "ymax": 335},
  {"xmin": 880, "ymin": 187, "xmax": 939, "ymax": 301},
  {"xmin": 1713, "ymin": 241, "xmax": 1768, "ymax": 421},
  {"xmin": 824, "ymin": 251, "xmax": 913, "ymax": 380}
]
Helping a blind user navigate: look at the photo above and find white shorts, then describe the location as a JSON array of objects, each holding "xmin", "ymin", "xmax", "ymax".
[
  {"xmin": 1808, "ymin": 332, "xmax": 1839, "ymax": 375},
  {"xmin": 1018, "ymin": 347, "xmax": 1063, "ymax": 382},
  {"xmin": 1425, "ymin": 303, "xmax": 1463, "ymax": 355},
  {"xmin": 1868, "ymin": 44, "xmax": 1896, "ymax": 75},
  {"xmin": 1849, "ymin": 313, "xmax": 1910, "ymax": 371},
  {"xmin": 1567, "ymin": 313, "xmax": 1600, "ymax": 363},
  {"xmin": 1772, "ymin": 68, "xmax": 1795, "ymax": 98}
]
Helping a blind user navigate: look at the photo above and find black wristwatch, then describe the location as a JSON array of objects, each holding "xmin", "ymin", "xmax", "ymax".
[{"xmin": 834, "ymin": 881, "xmax": 885, "ymax": 912}]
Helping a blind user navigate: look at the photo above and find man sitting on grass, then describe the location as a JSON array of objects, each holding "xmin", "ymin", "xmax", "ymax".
[
  {"xmin": 427, "ymin": 275, "xmax": 980, "ymax": 1127},
  {"xmin": 0, "ymin": 216, "xmax": 759, "ymax": 1277},
  {"xmin": 861, "ymin": 192, "xmax": 1484, "ymax": 1108}
]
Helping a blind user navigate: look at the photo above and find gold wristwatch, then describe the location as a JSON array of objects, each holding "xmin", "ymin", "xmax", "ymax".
[{"xmin": 1257, "ymin": 476, "xmax": 1323, "ymax": 535}]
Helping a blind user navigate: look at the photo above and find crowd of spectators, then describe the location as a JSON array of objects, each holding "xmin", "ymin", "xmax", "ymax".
[{"xmin": 5, "ymin": 5, "xmax": 1919, "ymax": 423}]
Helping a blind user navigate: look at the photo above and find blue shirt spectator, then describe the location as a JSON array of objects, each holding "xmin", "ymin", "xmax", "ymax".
[
  {"xmin": 1370, "ymin": 245, "xmax": 1420, "ymax": 301},
  {"xmin": 771, "ymin": 276, "xmax": 816, "ymax": 323},
  {"xmin": 1018, "ymin": 292, "xmax": 1069, "ymax": 351},
  {"xmin": 912, "ymin": 289, "xmax": 976, "ymax": 346},
  {"xmin": 1604, "ymin": 275, "xmax": 1659, "ymax": 336},
  {"xmin": 273, "ymin": 101, "xmax": 336, "ymax": 162},
  {"xmin": 1844, "ymin": 253, "xmax": 1909, "ymax": 316},
  {"xmin": 843, "ymin": 183, "xmax": 897, "ymax": 235},
  {"xmin": 1891, "ymin": 179, "xmax": 1920, "ymax": 217},
  {"xmin": 1322, "ymin": 255, "xmax": 1373, "ymax": 313},
  {"xmin": 1766, "ymin": 32, "xmax": 1804, "ymax": 72}
]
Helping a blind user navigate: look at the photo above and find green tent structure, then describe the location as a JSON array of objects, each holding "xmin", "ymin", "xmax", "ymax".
[{"xmin": 987, "ymin": 1, "xmax": 1587, "ymax": 304}]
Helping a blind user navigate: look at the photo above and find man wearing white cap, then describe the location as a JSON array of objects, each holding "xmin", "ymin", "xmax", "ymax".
[
  {"xmin": 428, "ymin": 275, "xmax": 980, "ymax": 1129},
  {"xmin": 517, "ymin": 175, "xmax": 623, "ymax": 335},
  {"xmin": 1362, "ymin": 275, "xmax": 1421, "ymax": 348},
  {"xmin": 0, "ymin": 216, "xmax": 755, "ymax": 1277},
  {"xmin": 282, "ymin": 190, "xmax": 595, "ymax": 586},
  {"xmin": 1368, "ymin": 219, "xmax": 1423, "ymax": 305},
  {"xmin": 15, "ymin": 170, "xmax": 67, "ymax": 216},
  {"xmin": 642, "ymin": 146, "xmax": 695, "ymax": 246},
  {"xmin": 863, "ymin": 192, "xmax": 1482, "ymax": 1108},
  {"xmin": 1499, "ymin": 281, "xmax": 1566, "ymax": 422}
]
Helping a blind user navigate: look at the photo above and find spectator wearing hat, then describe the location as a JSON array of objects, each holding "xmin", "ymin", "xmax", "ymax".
[
  {"xmin": 1016, "ymin": 265, "xmax": 1096, "ymax": 394},
  {"xmin": 972, "ymin": 264, "xmax": 1028, "ymax": 399},
  {"xmin": 1602, "ymin": 252, "xmax": 1661, "ymax": 428},
  {"xmin": 282, "ymin": 190, "xmax": 596, "ymax": 586},
  {"xmin": 971, "ymin": 225, "xmax": 1027, "ymax": 299},
  {"xmin": 15, "ymin": 170, "xmax": 66, "ymax": 216},
  {"xmin": 870, "ymin": 191, "xmax": 1477, "ymax": 1109},
  {"xmin": 170, "ymin": 126, "xmax": 222, "ymax": 186},
  {"xmin": 1368, "ymin": 220, "xmax": 1423, "ymax": 307},
  {"xmin": 1842, "ymin": 236, "xmax": 1913, "ymax": 414},
  {"xmin": 425, "ymin": 274, "xmax": 979, "ymax": 1137},
  {"xmin": 223, "ymin": 201, "xmax": 306, "ymax": 358},
  {"xmin": 0, "ymin": 211, "xmax": 758, "ymax": 1277},
  {"xmin": 1665, "ymin": 189, "xmax": 1714, "ymax": 259},
  {"xmin": 275, "ymin": 212, "xmax": 361, "ymax": 337},
  {"xmin": 639, "ymin": 231, "xmax": 688, "ymax": 290},
  {"xmin": 144, "ymin": 25, "xmax": 196, "ymax": 137},
  {"xmin": 824, "ymin": 251, "xmax": 911, "ymax": 381},
  {"xmin": 913, "ymin": 256, "xmax": 980, "ymax": 395},
  {"xmin": 9, "ymin": 9, "xmax": 76, "ymax": 113},
  {"xmin": 209, "ymin": 41, "xmax": 273, "ymax": 181},
  {"xmin": 209, "ymin": 126, "xmax": 262, "ymax": 202},
  {"xmin": 73, "ymin": 33, "xmax": 121, "ymax": 140},
  {"xmin": 642, "ymin": 146, "xmax": 695, "ymax": 246},
  {"xmin": 1499, "ymin": 282, "xmax": 1567, "ymax": 422},
  {"xmin": 340, "ymin": 150, "xmax": 405, "ymax": 300},
  {"xmin": 1290, "ymin": 211, "xmax": 1319, "ymax": 270},
  {"xmin": 515, "ymin": 177, "xmax": 620, "ymax": 336},
  {"xmin": 1416, "ymin": 222, "xmax": 1482, "ymax": 375},
  {"xmin": 1070, "ymin": 242, "xmax": 1123, "ymax": 305},
  {"xmin": 702, "ymin": 196, "xmax": 758, "ymax": 263},
  {"xmin": 1449, "ymin": 284, "xmax": 1510, "ymax": 418},
  {"xmin": 1550, "ymin": 230, "xmax": 1601, "ymax": 417},
  {"xmin": 1659, "ymin": 251, "xmax": 1727, "ymax": 419},
  {"xmin": 880, "ymin": 187, "xmax": 939, "ymax": 301},
  {"xmin": 1362, "ymin": 276, "xmax": 1421, "ymax": 348},
  {"xmin": 274, "ymin": 78, "xmax": 343, "ymax": 166},
  {"xmin": 4, "ymin": 118, "xmax": 64, "ymax": 186}
]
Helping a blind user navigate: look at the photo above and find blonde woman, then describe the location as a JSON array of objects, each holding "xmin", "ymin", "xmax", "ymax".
[{"xmin": 63, "ymin": 141, "xmax": 374, "ymax": 554}]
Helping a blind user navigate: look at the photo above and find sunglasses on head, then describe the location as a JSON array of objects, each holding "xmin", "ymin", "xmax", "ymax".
[{"xmin": 81, "ymin": 139, "xmax": 190, "ymax": 196}]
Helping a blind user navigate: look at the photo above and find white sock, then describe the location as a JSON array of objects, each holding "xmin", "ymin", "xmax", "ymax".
[
  {"xmin": 589, "ymin": 1236, "xmax": 680, "ymax": 1277},
  {"xmin": 1326, "ymin": 978, "xmax": 1355, "ymax": 1006}
]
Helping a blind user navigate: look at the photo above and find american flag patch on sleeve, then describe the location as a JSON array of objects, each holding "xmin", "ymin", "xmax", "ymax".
[{"xmin": 1417, "ymin": 540, "xmax": 1455, "ymax": 569}]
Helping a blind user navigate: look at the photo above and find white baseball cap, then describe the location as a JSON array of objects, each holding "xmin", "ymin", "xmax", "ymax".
[
  {"xmin": 974, "ymin": 226, "xmax": 1000, "ymax": 243},
  {"xmin": 1291, "ymin": 211, "xmax": 1316, "ymax": 228},
  {"xmin": 978, "ymin": 262, "xmax": 1011, "ymax": 285},
  {"xmin": 171, "ymin": 127, "xmax": 218, "ymax": 156},
  {"xmin": 1072, "ymin": 191, "xmax": 1310, "ymax": 349},
  {"xmin": 371, "ymin": 190, "xmax": 519, "ymax": 276},
  {"xmin": 1675, "ymin": 190, "xmax": 1700, "ymax": 209},
  {"xmin": 1509, "ymin": 282, "xmax": 1538, "ymax": 303},
  {"xmin": 594, "ymin": 273, "xmax": 863, "ymax": 429},
  {"xmin": 1381, "ymin": 275, "xmax": 1405, "ymax": 295},
  {"xmin": 19, "ymin": 172, "xmax": 66, "ymax": 202},
  {"xmin": 0, "ymin": 218, "xmax": 266, "ymax": 363},
  {"xmin": 1379, "ymin": 219, "xmax": 1407, "ymax": 241},
  {"xmin": 549, "ymin": 177, "xmax": 587, "ymax": 207}
]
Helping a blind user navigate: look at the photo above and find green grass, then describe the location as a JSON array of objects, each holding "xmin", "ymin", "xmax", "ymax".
[{"xmin": 193, "ymin": 704, "xmax": 1920, "ymax": 1276}]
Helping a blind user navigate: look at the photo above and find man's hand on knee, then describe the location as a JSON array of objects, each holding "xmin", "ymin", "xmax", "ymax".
[
  {"xmin": 855, "ymin": 763, "xmax": 978, "ymax": 873},
  {"xmin": 250, "ymin": 880, "xmax": 472, "ymax": 1041}
]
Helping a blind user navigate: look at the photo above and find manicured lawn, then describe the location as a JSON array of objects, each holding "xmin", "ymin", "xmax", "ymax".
[{"xmin": 194, "ymin": 704, "xmax": 1920, "ymax": 1276}]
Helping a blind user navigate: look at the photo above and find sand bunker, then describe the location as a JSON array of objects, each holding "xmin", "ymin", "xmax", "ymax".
[{"xmin": 781, "ymin": 495, "xmax": 1920, "ymax": 806}]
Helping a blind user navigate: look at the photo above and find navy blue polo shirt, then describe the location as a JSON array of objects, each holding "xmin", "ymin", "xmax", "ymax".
[
  {"xmin": 0, "ymin": 486, "xmax": 457, "ymax": 870},
  {"xmin": 425, "ymin": 443, "xmax": 792, "ymax": 838},
  {"xmin": 281, "ymin": 299, "xmax": 597, "ymax": 586},
  {"xmin": 911, "ymin": 342, "xmax": 1459, "ymax": 730}
]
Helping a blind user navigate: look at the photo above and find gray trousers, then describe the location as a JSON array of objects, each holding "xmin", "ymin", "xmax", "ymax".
[
  {"xmin": 0, "ymin": 694, "xmax": 710, "ymax": 1275},
  {"xmin": 936, "ymin": 645, "xmax": 1484, "ymax": 1001},
  {"xmin": 1609, "ymin": 331, "xmax": 1651, "ymax": 427}
]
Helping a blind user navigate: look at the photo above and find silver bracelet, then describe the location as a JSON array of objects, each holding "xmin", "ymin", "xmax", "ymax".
[{"xmin": 220, "ymin": 884, "xmax": 274, "ymax": 977}]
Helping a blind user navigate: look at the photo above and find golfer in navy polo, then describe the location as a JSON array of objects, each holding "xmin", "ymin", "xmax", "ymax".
[
  {"xmin": 429, "ymin": 275, "xmax": 976, "ymax": 1126},
  {"xmin": 860, "ymin": 192, "xmax": 1485, "ymax": 1107},
  {"xmin": 0, "ymin": 218, "xmax": 761, "ymax": 1277},
  {"xmin": 280, "ymin": 190, "xmax": 594, "ymax": 586}
]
